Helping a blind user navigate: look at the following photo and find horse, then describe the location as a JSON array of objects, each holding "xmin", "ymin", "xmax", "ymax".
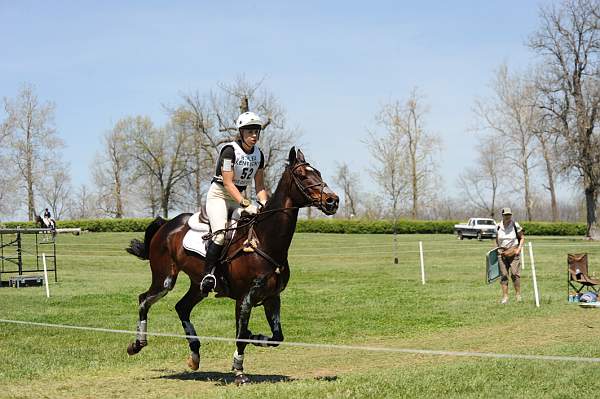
[
  {"xmin": 125, "ymin": 147, "xmax": 339, "ymax": 384},
  {"xmin": 35, "ymin": 214, "xmax": 57, "ymax": 234}
]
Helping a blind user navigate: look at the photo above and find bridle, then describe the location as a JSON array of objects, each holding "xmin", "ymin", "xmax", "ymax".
[
  {"xmin": 289, "ymin": 162, "xmax": 329, "ymax": 212},
  {"xmin": 203, "ymin": 161, "xmax": 332, "ymax": 241}
]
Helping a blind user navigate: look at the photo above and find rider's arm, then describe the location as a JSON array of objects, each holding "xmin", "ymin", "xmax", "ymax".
[
  {"xmin": 254, "ymin": 169, "xmax": 268, "ymax": 205},
  {"xmin": 222, "ymin": 170, "xmax": 245, "ymax": 205}
]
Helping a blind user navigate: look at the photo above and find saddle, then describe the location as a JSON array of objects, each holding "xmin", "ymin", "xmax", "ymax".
[{"xmin": 183, "ymin": 205, "xmax": 241, "ymax": 258}]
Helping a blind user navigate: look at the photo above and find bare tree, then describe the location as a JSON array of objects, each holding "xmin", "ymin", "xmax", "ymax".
[
  {"xmin": 38, "ymin": 160, "xmax": 72, "ymax": 219},
  {"xmin": 2, "ymin": 84, "xmax": 63, "ymax": 220},
  {"xmin": 333, "ymin": 162, "xmax": 361, "ymax": 218},
  {"xmin": 531, "ymin": 101, "xmax": 562, "ymax": 221},
  {"xmin": 211, "ymin": 77, "xmax": 298, "ymax": 192},
  {"xmin": 126, "ymin": 115, "xmax": 193, "ymax": 218},
  {"xmin": 475, "ymin": 65, "xmax": 539, "ymax": 221},
  {"xmin": 0, "ymin": 117, "xmax": 18, "ymax": 218},
  {"xmin": 529, "ymin": 0, "xmax": 600, "ymax": 238},
  {"xmin": 365, "ymin": 126, "xmax": 407, "ymax": 219},
  {"xmin": 371, "ymin": 90, "xmax": 441, "ymax": 219},
  {"xmin": 70, "ymin": 184, "xmax": 97, "ymax": 219},
  {"xmin": 137, "ymin": 174, "xmax": 161, "ymax": 217},
  {"xmin": 92, "ymin": 120, "xmax": 132, "ymax": 218},
  {"xmin": 457, "ymin": 136, "xmax": 503, "ymax": 218},
  {"xmin": 167, "ymin": 97, "xmax": 217, "ymax": 210}
]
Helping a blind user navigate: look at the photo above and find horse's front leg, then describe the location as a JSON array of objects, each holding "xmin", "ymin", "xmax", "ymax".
[
  {"xmin": 249, "ymin": 295, "xmax": 283, "ymax": 347},
  {"xmin": 232, "ymin": 283, "xmax": 261, "ymax": 385}
]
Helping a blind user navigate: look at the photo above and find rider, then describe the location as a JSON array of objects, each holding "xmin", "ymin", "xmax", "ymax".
[{"xmin": 200, "ymin": 111, "xmax": 269, "ymax": 294}]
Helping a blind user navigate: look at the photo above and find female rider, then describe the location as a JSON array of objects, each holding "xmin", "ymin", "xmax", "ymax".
[{"xmin": 201, "ymin": 111, "xmax": 269, "ymax": 293}]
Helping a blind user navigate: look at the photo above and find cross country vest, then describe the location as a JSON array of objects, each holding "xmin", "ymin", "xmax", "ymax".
[{"xmin": 213, "ymin": 141, "xmax": 262, "ymax": 189}]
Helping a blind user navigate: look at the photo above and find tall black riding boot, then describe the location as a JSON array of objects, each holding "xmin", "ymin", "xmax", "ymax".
[{"xmin": 200, "ymin": 241, "xmax": 224, "ymax": 294}]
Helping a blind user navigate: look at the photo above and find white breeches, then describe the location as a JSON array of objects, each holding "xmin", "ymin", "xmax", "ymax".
[{"xmin": 205, "ymin": 183, "xmax": 241, "ymax": 245}]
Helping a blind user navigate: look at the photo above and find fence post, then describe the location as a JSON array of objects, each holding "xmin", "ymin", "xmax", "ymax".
[
  {"xmin": 42, "ymin": 253, "xmax": 50, "ymax": 298},
  {"xmin": 419, "ymin": 241, "xmax": 426, "ymax": 285},
  {"xmin": 528, "ymin": 242, "xmax": 540, "ymax": 308}
]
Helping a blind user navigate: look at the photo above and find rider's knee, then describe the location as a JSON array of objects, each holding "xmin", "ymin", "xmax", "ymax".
[{"xmin": 213, "ymin": 233, "xmax": 225, "ymax": 246}]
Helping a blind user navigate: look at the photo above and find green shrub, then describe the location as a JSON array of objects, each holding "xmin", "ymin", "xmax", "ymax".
[
  {"xmin": 297, "ymin": 219, "xmax": 586, "ymax": 236},
  {"xmin": 0, "ymin": 217, "xmax": 588, "ymax": 235}
]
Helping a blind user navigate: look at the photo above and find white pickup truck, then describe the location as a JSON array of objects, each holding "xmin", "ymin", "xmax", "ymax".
[{"xmin": 454, "ymin": 218, "xmax": 497, "ymax": 240}]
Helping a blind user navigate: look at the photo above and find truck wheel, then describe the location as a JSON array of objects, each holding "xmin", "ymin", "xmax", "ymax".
[
  {"xmin": 477, "ymin": 232, "xmax": 482, "ymax": 241},
  {"xmin": 458, "ymin": 232, "xmax": 464, "ymax": 240}
]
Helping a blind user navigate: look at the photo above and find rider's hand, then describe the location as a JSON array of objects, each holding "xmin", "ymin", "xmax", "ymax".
[{"xmin": 243, "ymin": 204, "xmax": 259, "ymax": 215}]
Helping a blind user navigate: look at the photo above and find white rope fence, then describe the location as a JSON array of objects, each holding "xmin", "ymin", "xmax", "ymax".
[{"xmin": 1, "ymin": 318, "xmax": 599, "ymax": 364}]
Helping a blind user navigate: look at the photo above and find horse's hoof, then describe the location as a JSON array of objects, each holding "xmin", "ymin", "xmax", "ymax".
[
  {"xmin": 235, "ymin": 373, "xmax": 250, "ymax": 385},
  {"xmin": 127, "ymin": 342, "xmax": 139, "ymax": 356},
  {"xmin": 187, "ymin": 353, "xmax": 200, "ymax": 370},
  {"xmin": 127, "ymin": 340, "xmax": 146, "ymax": 356}
]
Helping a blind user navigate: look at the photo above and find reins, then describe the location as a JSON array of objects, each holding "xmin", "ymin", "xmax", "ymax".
[
  {"xmin": 200, "ymin": 161, "xmax": 328, "ymax": 283},
  {"xmin": 201, "ymin": 206, "xmax": 299, "ymax": 242}
]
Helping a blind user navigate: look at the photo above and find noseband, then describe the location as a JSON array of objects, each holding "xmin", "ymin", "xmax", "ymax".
[{"xmin": 290, "ymin": 162, "xmax": 328, "ymax": 211}]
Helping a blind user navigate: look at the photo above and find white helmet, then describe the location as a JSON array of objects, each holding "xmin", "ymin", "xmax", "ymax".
[{"xmin": 236, "ymin": 112, "xmax": 263, "ymax": 130}]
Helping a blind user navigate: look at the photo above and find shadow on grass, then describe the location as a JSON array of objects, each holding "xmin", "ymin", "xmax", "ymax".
[{"xmin": 154, "ymin": 369, "xmax": 294, "ymax": 385}]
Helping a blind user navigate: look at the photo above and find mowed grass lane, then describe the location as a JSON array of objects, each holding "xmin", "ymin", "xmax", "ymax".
[{"xmin": 0, "ymin": 232, "xmax": 599, "ymax": 398}]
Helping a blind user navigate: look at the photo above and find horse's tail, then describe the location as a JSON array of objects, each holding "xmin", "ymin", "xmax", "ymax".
[{"xmin": 126, "ymin": 216, "xmax": 167, "ymax": 260}]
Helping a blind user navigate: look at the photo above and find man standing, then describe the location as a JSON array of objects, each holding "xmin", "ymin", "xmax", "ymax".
[{"xmin": 496, "ymin": 208, "xmax": 525, "ymax": 304}]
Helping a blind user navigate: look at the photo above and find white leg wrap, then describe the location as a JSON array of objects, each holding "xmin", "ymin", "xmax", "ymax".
[
  {"xmin": 232, "ymin": 349, "xmax": 244, "ymax": 371},
  {"xmin": 136, "ymin": 320, "xmax": 147, "ymax": 342}
]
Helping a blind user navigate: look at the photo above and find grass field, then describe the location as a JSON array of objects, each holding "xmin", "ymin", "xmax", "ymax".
[{"xmin": 1, "ymin": 231, "xmax": 600, "ymax": 398}]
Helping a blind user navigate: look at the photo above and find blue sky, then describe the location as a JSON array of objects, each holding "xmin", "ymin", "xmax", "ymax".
[{"xmin": 1, "ymin": 1, "xmax": 543, "ymax": 198}]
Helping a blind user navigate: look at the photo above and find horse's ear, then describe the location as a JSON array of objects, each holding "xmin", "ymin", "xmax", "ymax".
[
  {"xmin": 288, "ymin": 146, "xmax": 296, "ymax": 164},
  {"xmin": 296, "ymin": 148, "xmax": 306, "ymax": 163}
]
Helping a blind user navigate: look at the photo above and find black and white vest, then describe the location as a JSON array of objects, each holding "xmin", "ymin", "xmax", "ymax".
[{"xmin": 214, "ymin": 141, "xmax": 262, "ymax": 189}]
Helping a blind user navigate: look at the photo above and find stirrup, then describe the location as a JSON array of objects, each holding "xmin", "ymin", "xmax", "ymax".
[{"xmin": 200, "ymin": 273, "xmax": 216, "ymax": 293}]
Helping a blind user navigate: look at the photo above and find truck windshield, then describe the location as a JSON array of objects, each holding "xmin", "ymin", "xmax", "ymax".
[{"xmin": 477, "ymin": 220, "xmax": 495, "ymax": 225}]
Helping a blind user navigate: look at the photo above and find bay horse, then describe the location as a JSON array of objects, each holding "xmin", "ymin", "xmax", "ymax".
[{"xmin": 126, "ymin": 147, "xmax": 339, "ymax": 384}]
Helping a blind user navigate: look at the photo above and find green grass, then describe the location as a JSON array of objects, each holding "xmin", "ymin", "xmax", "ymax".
[{"xmin": 1, "ymin": 232, "xmax": 600, "ymax": 398}]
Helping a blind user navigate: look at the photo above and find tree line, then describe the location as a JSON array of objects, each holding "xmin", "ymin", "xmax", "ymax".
[{"xmin": 1, "ymin": 0, "xmax": 598, "ymax": 238}]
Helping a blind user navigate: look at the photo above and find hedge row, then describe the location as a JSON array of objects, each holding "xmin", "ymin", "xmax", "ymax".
[
  {"xmin": 1, "ymin": 218, "xmax": 588, "ymax": 236},
  {"xmin": 2, "ymin": 218, "xmax": 155, "ymax": 232},
  {"xmin": 296, "ymin": 219, "xmax": 587, "ymax": 235}
]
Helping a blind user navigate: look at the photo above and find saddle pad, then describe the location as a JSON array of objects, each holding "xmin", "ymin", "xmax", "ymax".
[
  {"xmin": 182, "ymin": 211, "xmax": 241, "ymax": 257},
  {"xmin": 183, "ymin": 214, "xmax": 210, "ymax": 257}
]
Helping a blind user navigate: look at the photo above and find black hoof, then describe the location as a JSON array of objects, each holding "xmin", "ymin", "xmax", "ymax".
[{"xmin": 126, "ymin": 340, "xmax": 146, "ymax": 356}]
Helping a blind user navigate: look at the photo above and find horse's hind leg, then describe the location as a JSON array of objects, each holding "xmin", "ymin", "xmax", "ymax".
[
  {"xmin": 250, "ymin": 295, "xmax": 283, "ymax": 347},
  {"xmin": 175, "ymin": 281, "xmax": 205, "ymax": 370},
  {"xmin": 127, "ymin": 271, "xmax": 178, "ymax": 355}
]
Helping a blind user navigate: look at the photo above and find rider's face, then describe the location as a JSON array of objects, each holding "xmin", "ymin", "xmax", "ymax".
[{"xmin": 240, "ymin": 128, "xmax": 260, "ymax": 148}]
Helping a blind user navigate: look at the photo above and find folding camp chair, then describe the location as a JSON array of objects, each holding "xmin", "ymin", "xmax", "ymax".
[{"xmin": 567, "ymin": 253, "xmax": 600, "ymax": 300}]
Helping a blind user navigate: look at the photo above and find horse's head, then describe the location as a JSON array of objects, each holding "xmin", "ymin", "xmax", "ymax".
[{"xmin": 287, "ymin": 147, "xmax": 339, "ymax": 215}]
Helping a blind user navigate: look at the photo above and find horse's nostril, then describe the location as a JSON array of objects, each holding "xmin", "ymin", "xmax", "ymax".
[{"xmin": 326, "ymin": 197, "xmax": 335, "ymax": 204}]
